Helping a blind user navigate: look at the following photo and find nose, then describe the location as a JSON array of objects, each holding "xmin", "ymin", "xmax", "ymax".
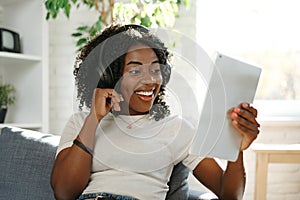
[{"xmin": 141, "ymin": 72, "xmax": 156, "ymax": 84}]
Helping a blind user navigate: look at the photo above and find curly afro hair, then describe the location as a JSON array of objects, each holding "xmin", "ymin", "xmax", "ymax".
[{"xmin": 73, "ymin": 23, "xmax": 172, "ymax": 120}]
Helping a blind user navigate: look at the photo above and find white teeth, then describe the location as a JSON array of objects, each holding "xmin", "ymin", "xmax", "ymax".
[{"xmin": 135, "ymin": 90, "xmax": 154, "ymax": 96}]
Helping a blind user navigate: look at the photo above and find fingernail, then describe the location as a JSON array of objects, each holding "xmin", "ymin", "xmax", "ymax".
[
  {"xmin": 243, "ymin": 103, "xmax": 248, "ymax": 108},
  {"xmin": 234, "ymin": 108, "xmax": 240, "ymax": 113},
  {"xmin": 232, "ymin": 112, "xmax": 238, "ymax": 118}
]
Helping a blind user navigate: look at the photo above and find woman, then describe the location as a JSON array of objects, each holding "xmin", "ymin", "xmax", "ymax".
[{"xmin": 51, "ymin": 24, "xmax": 260, "ymax": 200}]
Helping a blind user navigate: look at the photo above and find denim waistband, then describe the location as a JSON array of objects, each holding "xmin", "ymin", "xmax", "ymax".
[{"xmin": 77, "ymin": 192, "xmax": 139, "ymax": 200}]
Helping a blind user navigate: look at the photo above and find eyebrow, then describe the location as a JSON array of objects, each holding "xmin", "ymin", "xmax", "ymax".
[{"xmin": 126, "ymin": 60, "xmax": 160, "ymax": 66}]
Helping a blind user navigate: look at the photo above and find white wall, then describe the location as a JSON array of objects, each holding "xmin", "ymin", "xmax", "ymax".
[
  {"xmin": 48, "ymin": 1, "xmax": 300, "ymax": 199},
  {"xmin": 49, "ymin": 7, "xmax": 98, "ymax": 134}
]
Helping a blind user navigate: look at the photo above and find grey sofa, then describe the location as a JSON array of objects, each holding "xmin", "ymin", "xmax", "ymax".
[{"xmin": 0, "ymin": 126, "xmax": 217, "ymax": 200}]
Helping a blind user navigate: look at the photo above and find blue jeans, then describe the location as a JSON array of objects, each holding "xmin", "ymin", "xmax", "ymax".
[{"xmin": 77, "ymin": 192, "xmax": 139, "ymax": 200}]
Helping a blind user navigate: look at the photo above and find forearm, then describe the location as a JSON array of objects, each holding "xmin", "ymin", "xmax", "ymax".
[
  {"xmin": 51, "ymin": 114, "xmax": 99, "ymax": 200},
  {"xmin": 219, "ymin": 152, "xmax": 246, "ymax": 200},
  {"xmin": 51, "ymin": 148, "xmax": 92, "ymax": 199}
]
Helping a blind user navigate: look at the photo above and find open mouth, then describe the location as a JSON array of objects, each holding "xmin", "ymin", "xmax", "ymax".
[{"xmin": 135, "ymin": 89, "xmax": 155, "ymax": 101}]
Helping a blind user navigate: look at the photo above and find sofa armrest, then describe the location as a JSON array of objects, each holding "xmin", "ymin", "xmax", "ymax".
[
  {"xmin": 166, "ymin": 162, "xmax": 218, "ymax": 200},
  {"xmin": 166, "ymin": 162, "xmax": 189, "ymax": 199},
  {"xmin": 0, "ymin": 126, "xmax": 60, "ymax": 200}
]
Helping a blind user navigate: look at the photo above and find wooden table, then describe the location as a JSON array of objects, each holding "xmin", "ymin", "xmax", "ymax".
[{"xmin": 252, "ymin": 143, "xmax": 300, "ymax": 200}]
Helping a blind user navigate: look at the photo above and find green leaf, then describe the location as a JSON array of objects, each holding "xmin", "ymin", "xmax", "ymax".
[
  {"xmin": 45, "ymin": 0, "xmax": 58, "ymax": 19},
  {"xmin": 71, "ymin": 32, "xmax": 82, "ymax": 37},
  {"xmin": 89, "ymin": 27, "xmax": 97, "ymax": 36},
  {"xmin": 64, "ymin": 3, "xmax": 71, "ymax": 18},
  {"xmin": 57, "ymin": 0, "xmax": 65, "ymax": 8},
  {"xmin": 95, "ymin": 18, "xmax": 102, "ymax": 31},
  {"xmin": 141, "ymin": 15, "xmax": 151, "ymax": 27},
  {"xmin": 46, "ymin": 12, "xmax": 50, "ymax": 20},
  {"xmin": 76, "ymin": 38, "xmax": 88, "ymax": 47},
  {"xmin": 77, "ymin": 26, "xmax": 89, "ymax": 31},
  {"xmin": 0, "ymin": 84, "xmax": 16, "ymax": 107},
  {"xmin": 183, "ymin": 0, "xmax": 190, "ymax": 7}
]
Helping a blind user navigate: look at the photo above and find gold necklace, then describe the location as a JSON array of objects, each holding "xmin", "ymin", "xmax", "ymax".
[{"xmin": 117, "ymin": 115, "xmax": 149, "ymax": 129}]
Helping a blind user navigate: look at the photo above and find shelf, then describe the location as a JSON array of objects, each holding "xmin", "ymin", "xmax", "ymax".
[
  {"xmin": 0, "ymin": 123, "xmax": 42, "ymax": 130},
  {"xmin": 0, "ymin": 52, "xmax": 41, "ymax": 67},
  {"xmin": 0, "ymin": 51, "xmax": 41, "ymax": 60},
  {"xmin": 0, "ymin": 0, "xmax": 49, "ymax": 132},
  {"xmin": 0, "ymin": 51, "xmax": 42, "ymax": 62}
]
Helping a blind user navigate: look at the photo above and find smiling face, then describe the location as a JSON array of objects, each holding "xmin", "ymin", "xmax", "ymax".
[{"xmin": 120, "ymin": 44, "xmax": 162, "ymax": 115}]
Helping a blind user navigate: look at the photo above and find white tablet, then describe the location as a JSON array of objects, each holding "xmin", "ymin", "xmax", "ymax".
[{"xmin": 191, "ymin": 52, "xmax": 262, "ymax": 161}]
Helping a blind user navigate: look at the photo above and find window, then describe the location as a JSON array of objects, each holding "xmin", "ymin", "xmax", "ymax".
[{"xmin": 196, "ymin": 0, "xmax": 300, "ymax": 120}]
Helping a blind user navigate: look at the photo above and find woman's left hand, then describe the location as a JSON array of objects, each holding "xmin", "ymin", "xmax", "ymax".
[{"xmin": 228, "ymin": 102, "xmax": 260, "ymax": 151}]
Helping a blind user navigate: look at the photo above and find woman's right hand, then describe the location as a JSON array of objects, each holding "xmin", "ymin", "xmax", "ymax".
[{"xmin": 90, "ymin": 88, "xmax": 123, "ymax": 122}]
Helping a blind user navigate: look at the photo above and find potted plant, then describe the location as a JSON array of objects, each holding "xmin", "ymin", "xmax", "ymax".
[
  {"xmin": 0, "ymin": 84, "xmax": 16, "ymax": 123},
  {"xmin": 45, "ymin": 0, "xmax": 190, "ymax": 51}
]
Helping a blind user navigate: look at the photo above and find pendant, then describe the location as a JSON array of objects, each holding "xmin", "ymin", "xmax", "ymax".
[{"xmin": 127, "ymin": 125, "xmax": 132, "ymax": 129}]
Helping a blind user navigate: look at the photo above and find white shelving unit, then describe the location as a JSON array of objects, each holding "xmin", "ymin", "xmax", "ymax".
[{"xmin": 0, "ymin": 0, "xmax": 49, "ymax": 131}]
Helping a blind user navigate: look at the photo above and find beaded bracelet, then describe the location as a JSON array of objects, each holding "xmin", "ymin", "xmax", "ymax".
[{"xmin": 73, "ymin": 139, "xmax": 93, "ymax": 156}]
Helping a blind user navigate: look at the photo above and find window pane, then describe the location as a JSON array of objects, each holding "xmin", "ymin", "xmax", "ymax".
[{"xmin": 196, "ymin": 0, "xmax": 300, "ymax": 100}]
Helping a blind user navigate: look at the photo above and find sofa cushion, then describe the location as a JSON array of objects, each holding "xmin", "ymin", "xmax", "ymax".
[
  {"xmin": 0, "ymin": 126, "xmax": 60, "ymax": 200},
  {"xmin": 166, "ymin": 162, "xmax": 189, "ymax": 199}
]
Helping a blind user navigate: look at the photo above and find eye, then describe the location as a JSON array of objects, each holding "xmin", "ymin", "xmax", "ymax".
[
  {"xmin": 128, "ymin": 69, "xmax": 141, "ymax": 75},
  {"xmin": 152, "ymin": 68, "xmax": 161, "ymax": 74},
  {"xmin": 150, "ymin": 64, "xmax": 161, "ymax": 74}
]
